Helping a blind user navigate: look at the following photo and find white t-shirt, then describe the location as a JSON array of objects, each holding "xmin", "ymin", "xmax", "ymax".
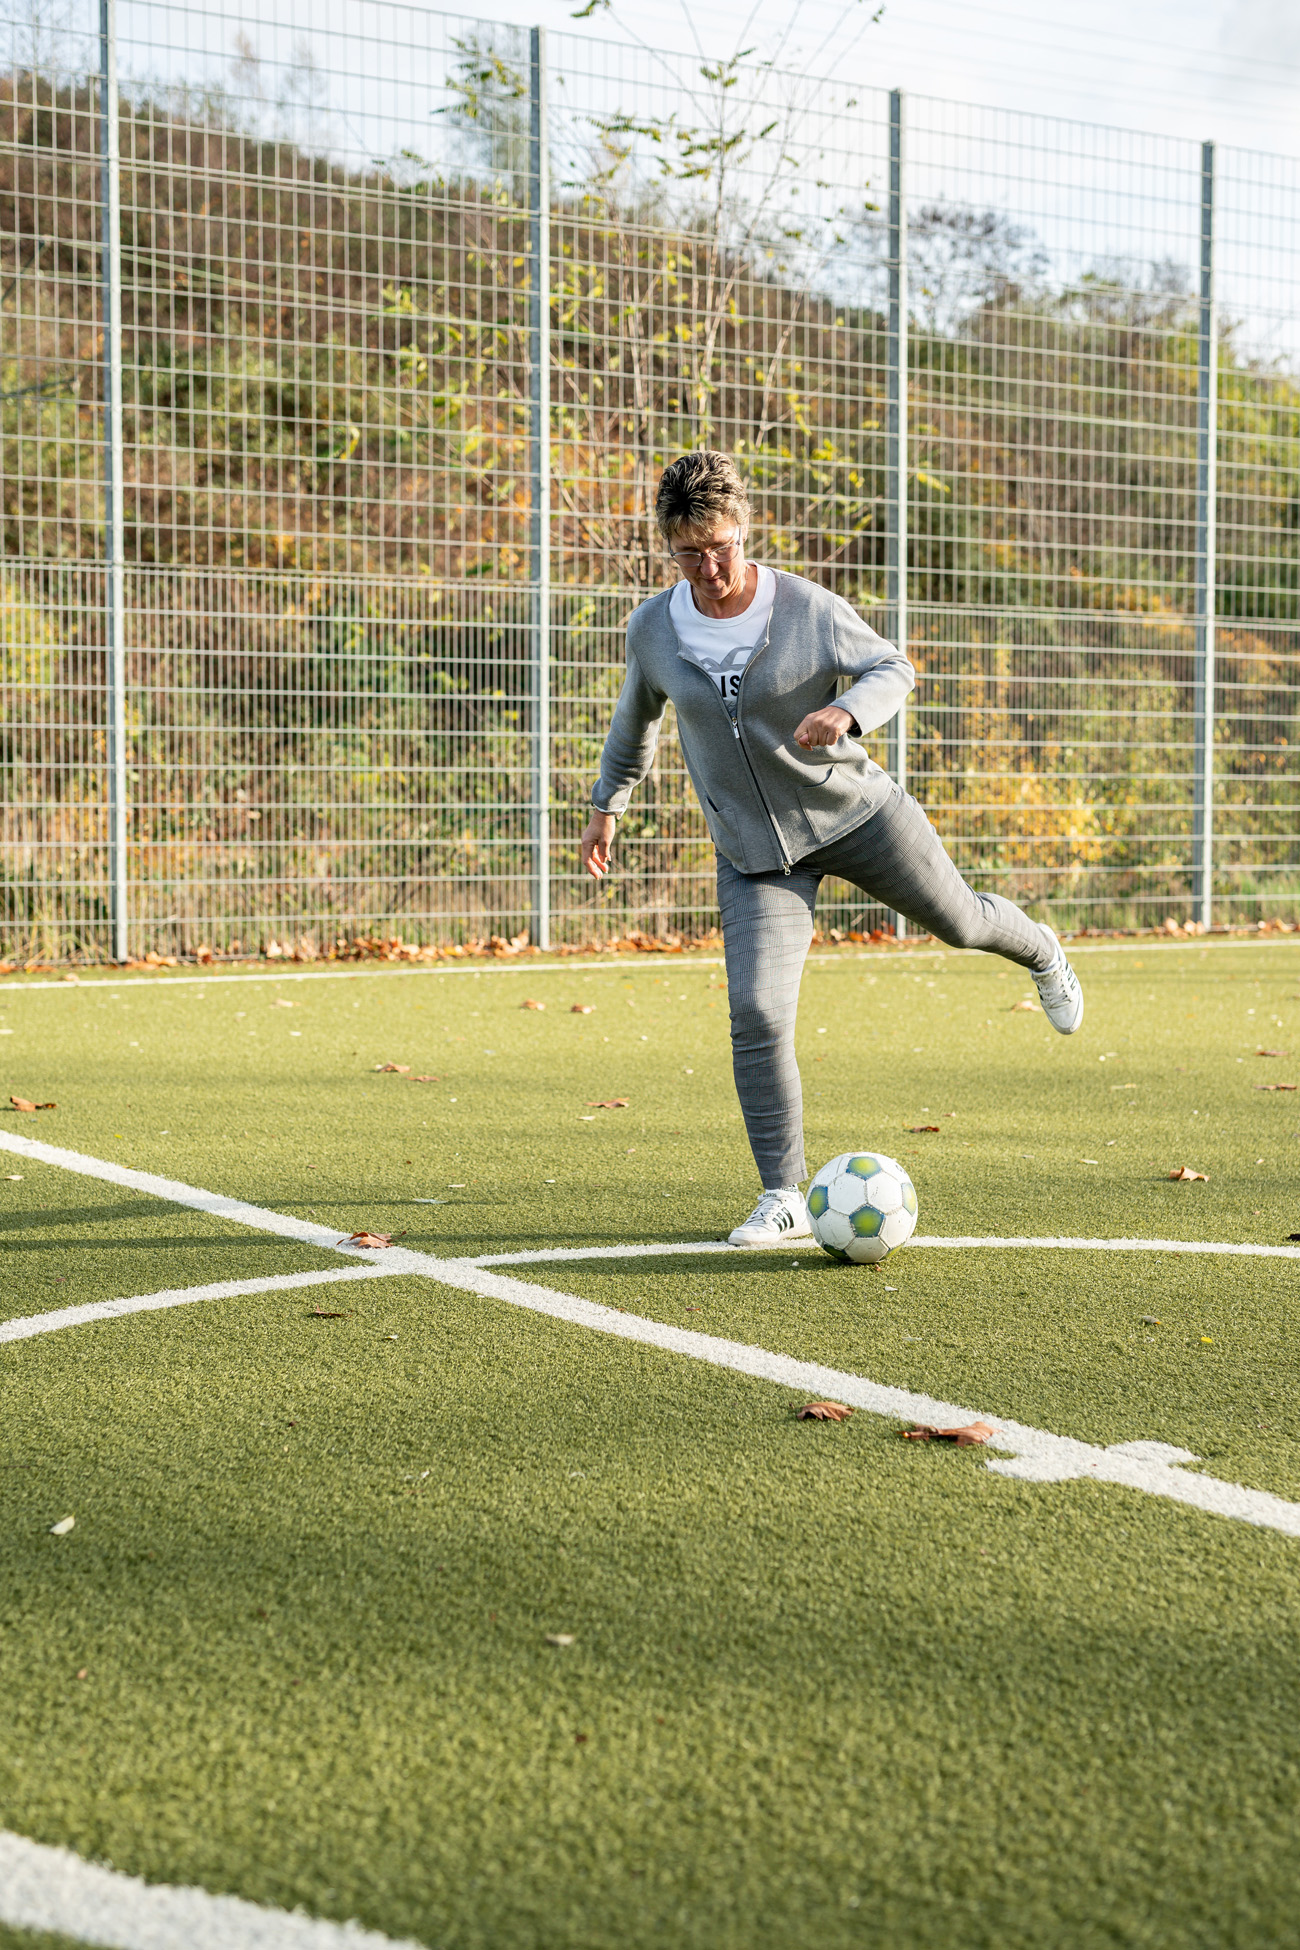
[{"xmin": 669, "ymin": 565, "xmax": 777, "ymax": 718}]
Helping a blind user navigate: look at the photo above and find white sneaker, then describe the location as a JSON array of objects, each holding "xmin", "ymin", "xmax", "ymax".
[
  {"xmin": 728, "ymin": 1189, "xmax": 813, "ymax": 1247},
  {"xmin": 1032, "ymin": 926, "xmax": 1085, "ymax": 1034}
]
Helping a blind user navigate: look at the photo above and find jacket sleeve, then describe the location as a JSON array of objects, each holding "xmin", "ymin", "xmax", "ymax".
[
  {"xmin": 590, "ymin": 645, "xmax": 669, "ymax": 817},
  {"xmin": 832, "ymin": 600, "xmax": 916, "ymax": 736}
]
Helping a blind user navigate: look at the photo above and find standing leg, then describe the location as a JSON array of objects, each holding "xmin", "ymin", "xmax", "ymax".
[
  {"xmin": 717, "ymin": 854, "xmax": 821, "ymax": 1188},
  {"xmin": 817, "ymin": 784, "xmax": 1055, "ymax": 971}
]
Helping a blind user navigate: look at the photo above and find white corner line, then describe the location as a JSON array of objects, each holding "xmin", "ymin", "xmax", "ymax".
[
  {"xmin": 2, "ymin": 1127, "xmax": 1298, "ymax": 1542},
  {"xmin": 0, "ymin": 1828, "xmax": 424, "ymax": 1950},
  {"xmin": 419, "ymin": 1257, "xmax": 1300, "ymax": 1540},
  {"xmin": 0, "ymin": 1264, "xmax": 400, "ymax": 1346}
]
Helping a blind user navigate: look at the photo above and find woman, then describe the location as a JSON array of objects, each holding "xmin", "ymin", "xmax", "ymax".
[{"xmin": 581, "ymin": 451, "xmax": 1083, "ymax": 1247}]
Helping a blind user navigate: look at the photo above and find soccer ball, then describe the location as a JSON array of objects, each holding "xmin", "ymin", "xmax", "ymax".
[{"xmin": 806, "ymin": 1151, "xmax": 918, "ymax": 1264}]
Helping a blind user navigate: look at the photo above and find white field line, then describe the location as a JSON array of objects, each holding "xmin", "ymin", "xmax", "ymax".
[
  {"xmin": 0, "ymin": 1829, "xmax": 423, "ymax": 1950},
  {"xmin": 0, "ymin": 929, "xmax": 1296, "ymax": 994},
  {"xmin": 470, "ymin": 1234, "xmax": 1300, "ymax": 1266},
  {"xmin": 2, "ymin": 1128, "xmax": 1299, "ymax": 1540},
  {"xmin": 0, "ymin": 957, "xmax": 716, "ymax": 993},
  {"xmin": 0, "ymin": 1264, "xmax": 400, "ymax": 1346}
]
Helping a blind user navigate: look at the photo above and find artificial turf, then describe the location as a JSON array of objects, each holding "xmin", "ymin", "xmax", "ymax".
[{"xmin": 2, "ymin": 942, "xmax": 1300, "ymax": 1949}]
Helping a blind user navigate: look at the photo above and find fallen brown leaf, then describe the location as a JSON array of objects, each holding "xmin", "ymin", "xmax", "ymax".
[
  {"xmin": 10, "ymin": 1096, "xmax": 55, "ymax": 1112},
  {"xmin": 906, "ymin": 1124, "xmax": 940, "ymax": 1133},
  {"xmin": 522, "ymin": 998, "xmax": 545, "ymax": 1010},
  {"xmin": 797, "ymin": 1401, "xmax": 854, "ymax": 1421},
  {"xmin": 586, "ymin": 1098, "xmax": 630, "ymax": 1109},
  {"xmin": 411, "ymin": 1074, "xmax": 439, "ymax": 1083},
  {"xmin": 1168, "ymin": 1165, "xmax": 1209, "ymax": 1181},
  {"xmin": 342, "ymin": 1230, "xmax": 392, "ymax": 1248},
  {"xmin": 1255, "ymin": 1083, "xmax": 1297, "ymax": 1091},
  {"xmin": 902, "ymin": 1420, "xmax": 997, "ymax": 1447},
  {"xmin": 571, "ymin": 1004, "xmax": 595, "ymax": 1014},
  {"xmin": 374, "ymin": 1062, "xmax": 411, "ymax": 1074},
  {"xmin": 1010, "ymin": 998, "xmax": 1038, "ymax": 1012},
  {"xmin": 1257, "ymin": 1048, "xmax": 1290, "ymax": 1058}
]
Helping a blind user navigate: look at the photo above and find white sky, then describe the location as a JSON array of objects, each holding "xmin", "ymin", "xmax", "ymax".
[{"xmin": 482, "ymin": 0, "xmax": 1300, "ymax": 157}]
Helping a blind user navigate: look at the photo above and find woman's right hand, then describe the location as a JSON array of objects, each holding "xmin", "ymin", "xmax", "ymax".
[{"xmin": 581, "ymin": 811, "xmax": 617, "ymax": 879}]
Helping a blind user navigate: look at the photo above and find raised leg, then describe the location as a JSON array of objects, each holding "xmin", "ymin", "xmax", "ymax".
[{"xmin": 814, "ymin": 783, "xmax": 1054, "ymax": 971}]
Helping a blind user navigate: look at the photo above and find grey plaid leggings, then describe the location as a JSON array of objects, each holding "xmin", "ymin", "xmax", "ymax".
[{"xmin": 717, "ymin": 780, "xmax": 1054, "ymax": 1188}]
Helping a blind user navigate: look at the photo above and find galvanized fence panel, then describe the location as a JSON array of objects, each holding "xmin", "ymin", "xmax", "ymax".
[{"xmin": 1, "ymin": 0, "xmax": 1297, "ymax": 958}]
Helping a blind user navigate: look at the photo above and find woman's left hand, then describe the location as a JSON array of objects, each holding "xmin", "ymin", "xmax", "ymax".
[{"xmin": 793, "ymin": 704, "xmax": 857, "ymax": 750}]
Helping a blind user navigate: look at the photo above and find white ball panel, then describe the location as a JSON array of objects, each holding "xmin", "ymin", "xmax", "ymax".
[
  {"xmin": 845, "ymin": 1231, "xmax": 889, "ymax": 1264},
  {"xmin": 869, "ymin": 1175, "xmax": 903, "ymax": 1215},
  {"xmin": 817, "ymin": 1208, "xmax": 855, "ymax": 1250},
  {"xmin": 828, "ymin": 1175, "xmax": 867, "ymax": 1216},
  {"xmin": 878, "ymin": 1206, "xmax": 915, "ymax": 1250}
]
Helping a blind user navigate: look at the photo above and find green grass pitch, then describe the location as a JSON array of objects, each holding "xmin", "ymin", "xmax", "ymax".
[{"xmin": 2, "ymin": 941, "xmax": 1300, "ymax": 1949}]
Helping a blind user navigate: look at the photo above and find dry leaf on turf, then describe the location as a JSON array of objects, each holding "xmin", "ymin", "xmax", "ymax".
[
  {"xmin": 586, "ymin": 1098, "xmax": 630, "ymax": 1109},
  {"xmin": 374, "ymin": 1062, "xmax": 411, "ymax": 1074},
  {"xmin": 1256, "ymin": 1083, "xmax": 1297, "ymax": 1091},
  {"xmin": 411, "ymin": 1074, "xmax": 439, "ymax": 1083},
  {"xmin": 545, "ymin": 1633, "xmax": 575, "ymax": 1646},
  {"xmin": 11, "ymin": 1096, "xmax": 55, "ymax": 1111},
  {"xmin": 1257, "ymin": 1048, "xmax": 1290, "ymax": 1058},
  {"xmin": 1168, "ymin": 1165, "xmax": 1209, "ymax": 1181},
  {"xmin": 342, "ymin": 1230, "xmax": 392, "ymax": 1248},
  {"xmin": 1010, "ymin": 999, "xmax": 1038, "ymax": 1012},
  {"xmin": 309, "ymin": 1309, "xmax": 352, "ymax": 1318},
  {"xmin": 571, "ymin": 1004, "xmax": 595, "ymax": 1014},
  {"xmin": 49, "ymin": 1516, "xmax": 75, "ymax": 1534},
  {"xmin": 902, "ymin": 1421, "xmax": 997, "ymax": 1447},
  {"xmin": 906, "ymin": 1124, "xmax": 941, "ymax": 1133},
  {"xmin": 797, "ymin": 1401, "xmax": 855, "ymax": 1421},
  {"xmin": 521, "ymin": 998, "xmax": 545, "ymax": 1010}
]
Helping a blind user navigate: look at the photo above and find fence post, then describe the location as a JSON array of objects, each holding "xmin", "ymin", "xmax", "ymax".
[
  {"xmin": 886, "ymin": 87, "xmax": 909, "ymax": 938},
  {"xmin": 1192, "ymin": 139, "xmax": 1217, "ymax": 931},
  {"xmin": 528, "ymin": 25, "xmax": 551, "ymax": 951},
  {"xmin": 99, "ymin": 0, "xmax": 128, "ymax": 962}
]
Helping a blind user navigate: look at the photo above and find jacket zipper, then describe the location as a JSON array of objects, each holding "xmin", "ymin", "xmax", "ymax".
[
  {"xmin": 730, "ymin": 637, "xmax": 792, "ymax": 874},
  {"xmin": 671, "ymin": 598, "xmax": 793, "ymax": 875}
]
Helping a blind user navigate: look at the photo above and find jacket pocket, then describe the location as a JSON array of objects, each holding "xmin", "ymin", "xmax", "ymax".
[{"xmin": 703, "ymin": 793, "xmax": 747, "ymax": 865}]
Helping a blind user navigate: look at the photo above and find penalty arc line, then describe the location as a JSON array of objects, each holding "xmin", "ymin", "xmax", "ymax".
[
  {"xmin": 0, "ymin": 1263, "xmax": 403, "ymax": 1346},
  {"xmin": 1, "ymin": 1128, "xmax": 1299, "ymax": 1541},
  {"xmin": 468, "ymin": 1233, "xmax": 1300, "ymax": 1266}
]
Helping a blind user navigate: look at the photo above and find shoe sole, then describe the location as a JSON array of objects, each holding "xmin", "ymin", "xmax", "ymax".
[{"xmin": 1041, "ymin": 990, "xmax": 1084, "ymax": 1035}]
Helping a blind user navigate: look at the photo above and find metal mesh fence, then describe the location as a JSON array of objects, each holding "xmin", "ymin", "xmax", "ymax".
[{"xmin": 1, "ymin": 0, "xmax": 1297, "ymax": 959}]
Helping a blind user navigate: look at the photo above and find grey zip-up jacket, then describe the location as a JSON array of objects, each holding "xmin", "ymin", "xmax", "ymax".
[{"xmin": 591, "ymin": 569, "xmax": 915, "ymax": 874}]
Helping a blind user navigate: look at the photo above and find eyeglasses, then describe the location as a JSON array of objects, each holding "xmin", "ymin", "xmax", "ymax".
[{"xmin": 670, "ymin": 533, "xmax": 743, "ymax": 571}]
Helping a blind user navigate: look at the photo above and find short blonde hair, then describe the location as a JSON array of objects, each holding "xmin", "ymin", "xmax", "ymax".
[{"xmin": 655, "ymin": 451, "xmax": 751, "ymax": 543}]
